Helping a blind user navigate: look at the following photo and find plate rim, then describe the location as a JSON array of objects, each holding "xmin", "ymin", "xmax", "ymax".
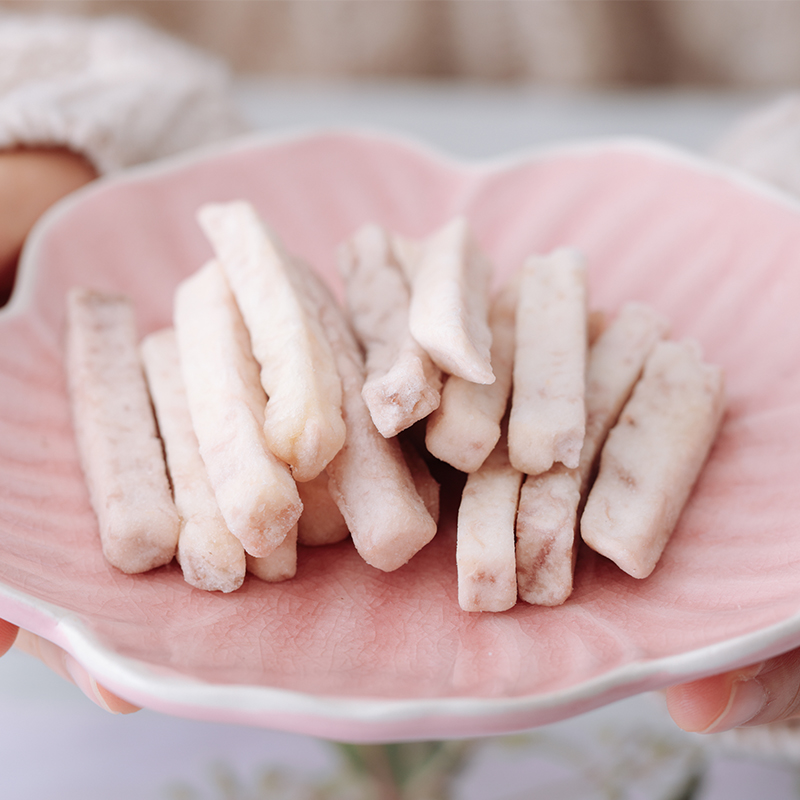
[
  {"xmin": 11, "ymin": 123, "xmax": 800, "ymax": 321},
  {"xmin": 3, "ymin": 573, "xmax": 799, "ymax": 740}
]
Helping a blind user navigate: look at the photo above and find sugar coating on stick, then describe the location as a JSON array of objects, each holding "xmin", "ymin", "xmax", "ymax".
[
  {"xmin": 577, "ymin": 302, "xmax": 670, "ymax": 494},
  {"xmin": 65, "ymin": 288, "xmax": 179, "ymax": 574},
  {"xmin": 174, "ymin": 261, "xmax": 302, "ymax": 558},
  {"xmin": 339, "ymin": 224, "xmax": 442, "ymax": 438},
  {"xmin": 197, "ymin": 201, "xmax": 345, "ymax": 482},
  {"xmin": 246, "ymin": 524, "xmax": 298, "ymax": 583},
  {"xmin": 581, "ymin": 339, "xmax": 725, "ymax": 579},
  {"xmin": 404, "ymin": 217, "xmax": 495, "ymax": 385},
  {"xmin": 425, "ymin": 273, "xmax": 518, "ymax": 472},
  {"xmin": 293, "ymin": 256, "xmax": 438, "ymax": 572},
  {"xmin": 457, "ymin": 435, "xmax": 522, "ymax": 612},
  {"xmin": 296, "ymin": 472, "xmax": 349, "ymax": 547},
  {"xmin": 515, "ymin": 464, "xmax": 581, "ymax": 607},
  {"xmin": 515, "ymin": 302, "xmax": 669, "ymax": 605},
  {"xmin": 140, "ymin": 328, "xmax": 246, "ymax": 593},
  {"xmin": 508, "ymin": 248, "xmax": 588, "ymax": 475}
]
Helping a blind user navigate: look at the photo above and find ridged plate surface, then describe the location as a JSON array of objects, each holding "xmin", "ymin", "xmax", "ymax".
[{"xmin": 1, "ymin": 131, "xmax": 799, "ymax": 741}]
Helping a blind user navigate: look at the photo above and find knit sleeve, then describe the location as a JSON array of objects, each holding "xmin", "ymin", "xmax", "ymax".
[
  {"xmin": 713, "ymin": 93, "xmax": 800, "ymax": 199},
  {"xmin": 0, "ymin": 13, "xmax": 247, "ymax": 174}
]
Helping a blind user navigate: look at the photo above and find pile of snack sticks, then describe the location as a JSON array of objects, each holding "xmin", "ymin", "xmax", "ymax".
[{"xmin": 66, "ymin": 201, "xmax": 725, "ymax": 611}]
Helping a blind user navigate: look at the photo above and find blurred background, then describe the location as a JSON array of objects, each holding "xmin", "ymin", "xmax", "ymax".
[
  {"xmin": 4, "ymin": 0, "xmax": 798, "ymax": 160},
  {"xmin": 5, "ymin": 0, "xmax": 800, "ymax": 88}
]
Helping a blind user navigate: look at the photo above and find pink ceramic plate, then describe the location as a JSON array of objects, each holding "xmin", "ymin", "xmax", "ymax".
[{"xmin": 2, "ymin": 130, "xmax": 800, "ymax": 742}]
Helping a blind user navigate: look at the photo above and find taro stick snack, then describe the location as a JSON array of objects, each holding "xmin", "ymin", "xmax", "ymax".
[{"xmin": 65, "ymin": 202, "xmax": 725, "ymax": 612}]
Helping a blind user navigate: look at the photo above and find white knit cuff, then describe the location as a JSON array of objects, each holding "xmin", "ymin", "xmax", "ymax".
[{"xmin": 0, "ymin": 13, "xmax": 247, "ymax": 173}]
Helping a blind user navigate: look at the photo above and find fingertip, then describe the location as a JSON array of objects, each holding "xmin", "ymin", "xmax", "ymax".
[
  {"xmin": 63, "ymin": 654, "xmax": 139, "ymax": 715},
  {"xmin": 665, "ymin": 674, "xmax": 736, "ymax": 732},
  {"xmin": 667, "ymin": 661, "xmax": 769, "ymax": 734},
  {"xmin": 12, "ymin": 630, "xmax": 140, "ymax": 714},
  {"xmin": 93, "ymin": 680, "xmax": 141, "ymax": 715},
  {"xmin": 0, "ymin": 619, "xmax": 18, "ymax": 657}
]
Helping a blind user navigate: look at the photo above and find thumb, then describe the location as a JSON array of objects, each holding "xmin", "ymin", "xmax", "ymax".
[{"xmin": 666, "ymin": 648, "xmax": 800, "ymax": 733}]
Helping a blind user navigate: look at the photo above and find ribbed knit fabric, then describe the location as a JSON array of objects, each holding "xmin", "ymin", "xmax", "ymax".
[{"xmin": 0, "ymin": 13, "xmax": 246, "ymax": 173}]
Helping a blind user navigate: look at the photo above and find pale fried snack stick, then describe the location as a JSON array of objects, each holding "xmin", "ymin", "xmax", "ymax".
[
  {"xmin": 297, "ymin": 435, "xmax": 440, "ymax": 548},
  {"xmin": 338, "ymin": 224, "xmax": 442, "ymax": 438},
  {"xmin": 197, "ymin": 201, "xmax": 345, "ymax": 482},
  {"xmin": 515, "ymin": 464, "xmax": 581, "ymax": 607},
  {"xmin": 246, "ymin": 524, "xmax": 299, "ymax": 583},
  {"xmin": 291, "ymin": 256, "xmax": 438, "ymax": 572},
  {"xmin": 403, "ymin": 217, "xmax": 495, "ymax": 385},
  {"xmin": 581, "ymin": 339, "xmax": 725, "ymax": 579},
  {"xmin": 508, "ymin": 248, "xmax": 588, "ymax": 476},
  {"xmin": 576, "ymin": 303, "xmax": 670, "ymax": 495},
  {"xmin": 398, "ymin": 434, "xmax": 441, "ymax": 525},
  {"xmin": 65, "ymin": 288, "xmax": 179, "ymax": 574},
  {"xmin": 296, "ymin": 473, "xmax": 349, "ymax": 547},
  {"xmin": 140, "ymin": 328, "xmax": 246, "ymax": 593},
  {"xmin": 425, "ymin": 273, "xmax": 518, "ymax": 473},
  {"xmin": 174, "ymin": 261, "xmax": 302, "ymax": 558},
  {"xmin": 516, "ymin": 302, "xmax": 669, "ymax": 605},
  {"xmin": 457, "ymin": 433, "xmax": 523, "ymax": 612}
]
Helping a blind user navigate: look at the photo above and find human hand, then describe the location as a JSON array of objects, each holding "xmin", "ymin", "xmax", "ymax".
[
  {"xmin": 666, "ymin": 649, "xmax": 800, "ymax": 733},
  {"xmin": 0, "ymin": 619, "xmax": 139, "ymax": 714},
  {"xmin": 0, "ymin": 147, "xmax": 97, "ymax": 304},
  {"xmin": 0, "ymin": 149, "xmax": 135, "ymax": 712}
]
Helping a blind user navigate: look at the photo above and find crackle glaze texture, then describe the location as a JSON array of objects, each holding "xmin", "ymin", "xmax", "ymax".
[{"xmin": 2, "ymin": 131, "xmax": 800, "ymax": 741}]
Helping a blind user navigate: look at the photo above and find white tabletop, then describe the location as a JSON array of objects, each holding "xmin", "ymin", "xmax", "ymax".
[{"xmin": 1, "ymin": 81, "xmax": 793, "ymax": 800}]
